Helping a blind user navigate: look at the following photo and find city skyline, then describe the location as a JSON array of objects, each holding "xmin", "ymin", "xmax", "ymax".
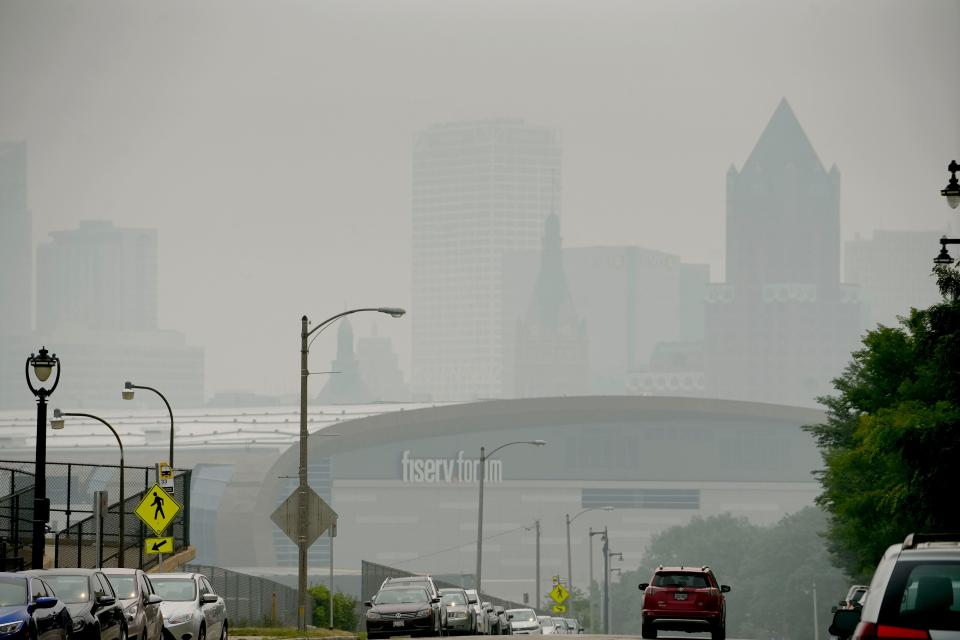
[{"xmin": 1, "ymin": 0, "xmax": 958, "ymax": 399}]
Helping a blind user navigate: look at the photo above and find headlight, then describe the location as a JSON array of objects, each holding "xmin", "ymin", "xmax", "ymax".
[
  {"xmin": 167, "ymin": 613, "xmax": 193, "ymax": 625},
  {"xmin": 72, "ymin": 619, "xmax": 86, "ymax": 632},
  {"xmin": 449, "ymin": 611, "xmax": 467, "ymax": 619},
  {"xmin": 0, "ymin": 621, "xmax": 24, "ymax": 635},
  {"xmin": 365, "ymin": 611, "xmax": 381, "ymax": 620},
  {"xmin": 125, "ymin": 603, "xmax": 139, "ymax": 621},
  {"xmin": 417, "ymin": 609, "xmax": 432, "ymax": 617}
]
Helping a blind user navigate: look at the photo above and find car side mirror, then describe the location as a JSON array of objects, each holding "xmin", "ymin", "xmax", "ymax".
[
  {"xmin": 720, "ymin": 585, "xmax": 731, "ymax": 593},
  {"xmin": 839, "ymin": 600, "xmax": 847, "ymax": 607},
  {"xmin": 146, "ymin": 594, "xmax": 163, "ymax": 605},
  {"xmin": 34, "ymin": 596, "xmax": 58, "ymax": 609},
  {"xmin": 638, "ymin": 583, "xmax": 649, "ymax": 590},
  {"xmin": 200, "ymin": 594, "xmax": 218, "ymax": 605},
  {"xmin": 432, "ymin": 597, "xmax": 440, "ymax": 604},
  {"xmin": 96, "ymin": 595, "xmax": 116, "ymax": 607},
  {"xmin": 508, "ymin": 614, "xmax": 514, "ymax": 620},
  {"xmin": 364, "ymin": 601, "xmax": 373, "ymax": 607}
]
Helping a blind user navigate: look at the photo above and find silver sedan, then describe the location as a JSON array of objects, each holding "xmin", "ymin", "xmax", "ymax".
[{"xmin": 149, "ymin": 574, "xmax": 227, "ymax": 640}]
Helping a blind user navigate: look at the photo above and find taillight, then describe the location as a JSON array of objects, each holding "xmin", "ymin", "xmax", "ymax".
[{"xmin": 854, "ymin": 622, "xmax": 930, "ymax": 640}]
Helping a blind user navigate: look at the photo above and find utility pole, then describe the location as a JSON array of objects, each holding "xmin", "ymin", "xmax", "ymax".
[
  {"xmin": 535, "ymin": 519, "xmax": 541, "ymax": 611},
  {"xmin": 565, "ymin": 513, "xmax": 572, "ymax": 600},
  {"xmin": 602, "ymin": 527, "xmax": 609, "ymax": 634},
  {"xmin": 476, "ymin": 445, "xmax": 486, "ymax": 592},
  {"xmin": 588, "ymin": 527, "xmax": 594, "ymax": 630},
  {"xmin": 813, "ymin": 582, "xmax": 819, "ymax": 640},
  {"xmin": 298, "ymin": 315, "xmax": 310, "ymax": 631}
]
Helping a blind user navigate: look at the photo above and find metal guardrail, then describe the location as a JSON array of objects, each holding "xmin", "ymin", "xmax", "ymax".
[
  {"xmin": 186, "ymin": 564, "xmax": 314, "ymax": 627},
  {"xmin": 0, "ymin": 460, "xmax": 190, "ymax": 569}
]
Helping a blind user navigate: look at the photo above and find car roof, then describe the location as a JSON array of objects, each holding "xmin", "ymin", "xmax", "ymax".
[
  {"xmin": 150, "ymin": 573, "xmax": 199, "ymax": 579},
  {"xmin": 655, "ymin": 566, "xmax": 712, "ymax": 573},
  {"xmin": 27, "ymin": 568, "xmax": 99, "ymax": 575},
  {"xmin": 100, "ymin": 568, "xmax": 141, "ymax": 575},
  {"xmin": 438, "ymin": 588, "xmax": 465, "ymax": 593}
]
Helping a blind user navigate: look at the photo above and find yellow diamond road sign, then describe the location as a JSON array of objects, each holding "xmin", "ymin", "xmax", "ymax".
[
  {"xmin": 135, "ymin": 484, "xmax": 181, "ymax": 536},
  {"xmin": 551, "ymin": 604, "xmax": 568, "ymax": 614},
  {"xmin": 550, "ymin": 584, "xmax": 569, "ymax": 604},
  {"xmin": 144, "ymin": 537, "xmax": 174, "ymax": 554}
]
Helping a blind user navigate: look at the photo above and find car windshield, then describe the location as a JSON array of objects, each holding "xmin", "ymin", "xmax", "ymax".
[
  {"xmin": 104, "ymin": 575, "xmax": 138, "ymax": 599},
  {"xmin": 881, "ymin": 561, "xmax": 960, "ymax": 631},
  {"xmin": 441, "ymin": 591, "xmax": 466, "ymax": 605},
  {"xmin": 44, "ymin": 576, "xmax": 91, "ymax": 604},
  {"xmin": 508, "ymin": 609, "xmax": 537, "ymax": 622},
  {"xmin": 150, "ymin": 578, "xmax": 197, "ymax": 602},
  {"xmin": 375, "ymin": 588, "xmax": 429, "ymax": 605},
  {"xmin": 538, "ymin": 616, "xmax": 553, "ymax": 625},
  {"xmin": 0, "ymin": 578, "xmax": 27, "ymax": 606},
  {"xmin": 653, "ymin": 572, "xmax": 710, "ymax": 588}
]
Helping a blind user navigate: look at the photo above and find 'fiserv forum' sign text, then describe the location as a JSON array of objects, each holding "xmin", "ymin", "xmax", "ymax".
[{"xmin": 401, "ymin": 450, "xmax": 503, "ymax": 484}]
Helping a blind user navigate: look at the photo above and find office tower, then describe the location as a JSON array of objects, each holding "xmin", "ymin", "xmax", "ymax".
[
  {"xmin": 357, "ymin": 327, "xmax": 409, "ymax": 402},
  {"xmin": 704, "ymin": 100, "xmax": 861, "ymax": 406},
  {"xmin": 412, "ymin": 119, "xmax": 562, "ymax": 400},
  {"xmin": 316, "ymin": 319, "xmax": 370, "ymax": 404},
  {"xmin": 36, "ymin": 220, "xmax": 158, "ymax": 333},
  {"xmin": 0, "ymin": 142, "xmax": 31, "ymax": 337},
  {"xmin": 514, "ymin": 215, "xmax": 588, "ymax": 397}
]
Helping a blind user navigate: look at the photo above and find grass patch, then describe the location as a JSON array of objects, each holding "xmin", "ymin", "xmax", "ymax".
[{"xmin": 231, "ymin": 627, "xmax": 356, "ymax": 638}]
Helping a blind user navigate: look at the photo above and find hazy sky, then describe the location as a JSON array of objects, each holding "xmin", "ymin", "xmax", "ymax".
[{"xmin": 2, "ymin": 0, "xmax": 958, "ymax": 397}]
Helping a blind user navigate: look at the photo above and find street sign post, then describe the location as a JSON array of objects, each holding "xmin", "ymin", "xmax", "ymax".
[
  {"xmin": 145, "ymin": 537, "xmax": 174, "ymax": 554},
  {"xmin": 134, "ymin": 483, "xmax": 181, "ymax": 536},
  {"xmin": 271, "ymin": 486, "xmax": 338, "ymax": 546}
]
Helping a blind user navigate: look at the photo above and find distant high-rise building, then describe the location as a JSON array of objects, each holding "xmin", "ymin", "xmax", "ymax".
[
  {"xmin": 514, "ymin": 215, "xmax": 588, "ymax": 397},
  {"xmin": 0, "ymin": 142, "xmax": 31, "ymax": 337},
  {"xmin": 357, "ymin": 326, "xmax": 409, "ymax": 402},
  {"xmin": 36, "ymin": 220, "xmax": 158, "ymax": 333},
  {"xmin": 704, "ymin": 99, "xmax": 861, "ymax": 406},
  {"xmin": 411, "ymin": 119, "xmax": 562, "ymax": 400},
  {"xmin": 845, "ymin": 230, "xmax": 946, "ymax": 329},
  {"xmin": 317, "ymin": 319, "xmax": 370, "ymax": 404}
]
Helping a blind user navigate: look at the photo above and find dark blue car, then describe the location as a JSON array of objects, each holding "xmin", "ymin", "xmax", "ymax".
[{"xmin": 0, "ymin": 572, "xmax": 71, "ymax": 640}]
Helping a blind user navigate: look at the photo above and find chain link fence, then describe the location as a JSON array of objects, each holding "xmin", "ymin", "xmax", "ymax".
[
  {"xmin": 186, "ymin": 564, "xmax": 313, "ymax": 627},
  {"xmin": 0, "ymin": 460, "xmax": 190, "ymax": 569}
]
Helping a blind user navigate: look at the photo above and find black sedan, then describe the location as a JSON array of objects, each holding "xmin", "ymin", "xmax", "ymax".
[
  {"xmin": 365, "ymin": 587, "xmax": 441, "ymax": 639},
  {"xmin": 0, "ymin": 572, "xmax": 72, "ymax": 640},
  {"xmin": 29, "ymin": 570, "xmax": 125, "ymax": 640}
]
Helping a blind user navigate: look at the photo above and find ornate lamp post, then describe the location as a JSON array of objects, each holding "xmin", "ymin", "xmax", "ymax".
[
  {"xmin": 25, "ymin": 347, "xmax": 60, "ymax": 569},
  {"xmin": 934, "ymin": 236, "xmax": 960, "ymax": 265},
  {"xmin": 474, "ymin": 440, "xmax": 546, "ymax": 595},
  {"xmin": 51, "ymin": 410, "xmax": 125, "ymax": 567},
  {"xmin": 941, "ymin": 160, "xmax": 960, "ymax": 209},
  {"xmin": 122, "ymin": 382, "xmax": 174, "ymax": 467}
]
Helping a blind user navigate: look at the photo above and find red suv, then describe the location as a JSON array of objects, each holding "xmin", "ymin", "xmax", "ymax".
[{"xmin": 638, "ymin": 566, "xmax": 731, "ymax": 640}]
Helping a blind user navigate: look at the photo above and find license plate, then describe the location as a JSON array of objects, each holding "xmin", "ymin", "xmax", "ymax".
[
  {"xmin": 393, "ymin": 621, "xmax": 405, "ymax": 627},
  {"xmin": 674, "ymin": 593, "xmax": 688, "ymax": 600}
]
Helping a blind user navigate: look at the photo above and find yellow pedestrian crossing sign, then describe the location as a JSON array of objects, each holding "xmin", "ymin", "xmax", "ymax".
[
  {"xmin": 549, "ymin": 583, "xmax": 569, "ymax": 604},
  {"xmin": 551, "ymin": 604, "xmax": 567, "ymax": 614},
  {"xmin": 135, "ymin": 484, "xmax": 181, "ymax": 536}
]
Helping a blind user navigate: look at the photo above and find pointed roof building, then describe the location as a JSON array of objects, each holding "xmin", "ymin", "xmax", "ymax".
[{"xmin": 316, "ymin": 318, "xmax": 371, "ymax": 404}]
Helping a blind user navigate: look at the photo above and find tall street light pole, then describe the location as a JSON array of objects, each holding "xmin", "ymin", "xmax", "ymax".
[
  {"xmin": 297, "ymin": 307, "xmax": 405, "ymax": 630},
  {"xmin": 535, "ymin": 519, "xmax": 541, "ymax": 611},
  {"xmin": 606, "ymin": 548, "xmax": 622, "ymax": 634},
  {"xmin": 122, "ymin": 382, "xmax": 174, "ymax": 468},
  {"xmin": 565, "ymin": 506, "xmax": 613, "ymax": 600},
  {"xmin": 25, "ymin": 347, "xmax": 60, "ymax": 570},
  {"xmin": 475, "ymin": 439, "xmax": 546, "ymax": 594},
  {"xmin": 51, "ymin": 410, "xmax": 124, "ymax": 567}
]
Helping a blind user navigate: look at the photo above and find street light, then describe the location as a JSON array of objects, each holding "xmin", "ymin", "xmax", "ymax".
[
  {"xmin": 588, "ymin": 528, "xmax": 607, "ymax": 632},
  {"xmin": 474, "ymin": 439, "xmax": 546, "ymax": 595},
  {"xmin": 122, "ymin": 382, "xmax": 174, "ymax": 467},
  {"xmin": 25, "ymin": 347, "xmax": 60, "ymax": 569},
  {"xmin": 605, "ymin": 550, "xmax": 622, "ymax": 634},
  {"xmin": 51, "ymin": 409, "xmax": 125, "ymax": 567},
  {"xmin": 296, "ymin": 307, "xmax": 405, "ymax": 630},
  {"xmin": 941, "ymin": 160, "xmax": 960, "ymax": 209},
  {"xmin": 934, "ymin": 236, "xmax": 960, "ymax": 265},
  {"xmin": 565, "ymin": 506, "xmax": 613, "ymax": 601}
]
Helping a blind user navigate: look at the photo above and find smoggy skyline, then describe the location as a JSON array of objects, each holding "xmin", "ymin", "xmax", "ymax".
[{"xmin": 2, "ymin": 0, "xmax": 959, "ymax": 398}]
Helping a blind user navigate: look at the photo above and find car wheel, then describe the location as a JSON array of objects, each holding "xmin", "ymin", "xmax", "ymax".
[
  {"xmin": 711, "ymin": 624, "xmax": 725, "ymax": 640},
  {"xmin": 641, "ymin": 622, "xmax": 657, "ymax": 639}
]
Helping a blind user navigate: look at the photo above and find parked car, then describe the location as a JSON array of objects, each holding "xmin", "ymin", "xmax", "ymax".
[
  {"xmin": 149, "ymin": 573, "xmax": 226, "ymax": 640},
  {"xmin": 848, "ymin": 533, "xmax": 960, "ymax": 640},
  {"xmin": 482, "ymin": 602, "xmax": 500, "ymax": 634},
  {"xmin": 438, "ymin": 588, "xmax": 475, "ymax": 635},
  {"xmin": 494, "ymin": 607, "xmax": 511, "ymax": 635},
  {"xmin": 551, "ymin": 618, "xmax": 569, "ymax": 634},
  {"xmin": 842, "ymin": 585, "xmax": 869, "ymax": 609},
  {"xmin": 639, "ymin": 565, "xmax": 730, "ymax": 640},
  {"xmin": 564, "ymin": 619, "xmax": 580, "ymax": 634},
  {"xmin": 537, "ymin": 616, "xmax": 557, "ymax": 634},
  {"xmin": 506, "ymin": 608, "xmax": 541, "ymax": 635},
  {"xmin": 464, "ymin": 590, "xmax": 487, "ymax": 635},
  {"xmin": 0, "ymin": 571, "xmax": 72, "ymax": 640},
  {"xmin": 101, "ymin": 569, "xmax": 164, "ymax": 640},
  {"xmin": 381, "ymin": 577, "xmax": 445, "ymax": 631},
  {"xmin": 30, "ymin": 569, "xmax": 126, "ymax": 640},
  {"xmin": 365, "ymin": 586, "xmax": 441, "ymax": 639},
  {"xmin": 828, "ymin": 585, "xmax": 869, "ymax": 640}
]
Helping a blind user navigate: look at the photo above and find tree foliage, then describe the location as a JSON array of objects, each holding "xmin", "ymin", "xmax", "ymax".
[
  {"xmin": 308, "ymin": 584, "xmax": 358, "ymax": 631},
  {"xmin": 804, "ymin": 269, "xmax": 960, "ymax": 580},
  {"xmin": 604, "ymin": 509, "xmax": 849, "ymax": 640}
]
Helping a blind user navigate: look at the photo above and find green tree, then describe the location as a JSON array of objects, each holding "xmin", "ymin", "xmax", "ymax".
[
  {"xmin": 308, "ymin": 584, "xmax": 358, "ymax": 631},
  {"xmin": 805, "ymin": 270, "xmax": 960, "ymax": 579}
]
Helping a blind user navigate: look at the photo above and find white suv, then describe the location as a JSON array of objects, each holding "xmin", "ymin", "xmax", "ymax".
[{"xmin": 850, "ymin": 533, "xmax": 960, "ymax": 640}]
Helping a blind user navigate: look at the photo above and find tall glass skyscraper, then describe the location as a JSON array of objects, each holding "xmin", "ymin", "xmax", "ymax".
[{"xmin": 412, "ymin": 119, "xmax": 562, "ymax": 401}]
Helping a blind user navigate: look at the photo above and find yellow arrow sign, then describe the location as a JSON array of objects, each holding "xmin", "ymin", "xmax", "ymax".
[
  {"xmin": 551, "ymin": 604, "xmax": 568, "ymax": 614},
  {"xmin": 550, "ymin": 583, "xmax": 570, "ymax": 604},
  {"xmin": 144, "ymin": 537, "xmax": 174, "ymax": 554},
  {"xmin": 134, "ymin": 484, "xmax": 181, "ymax": 536}
]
